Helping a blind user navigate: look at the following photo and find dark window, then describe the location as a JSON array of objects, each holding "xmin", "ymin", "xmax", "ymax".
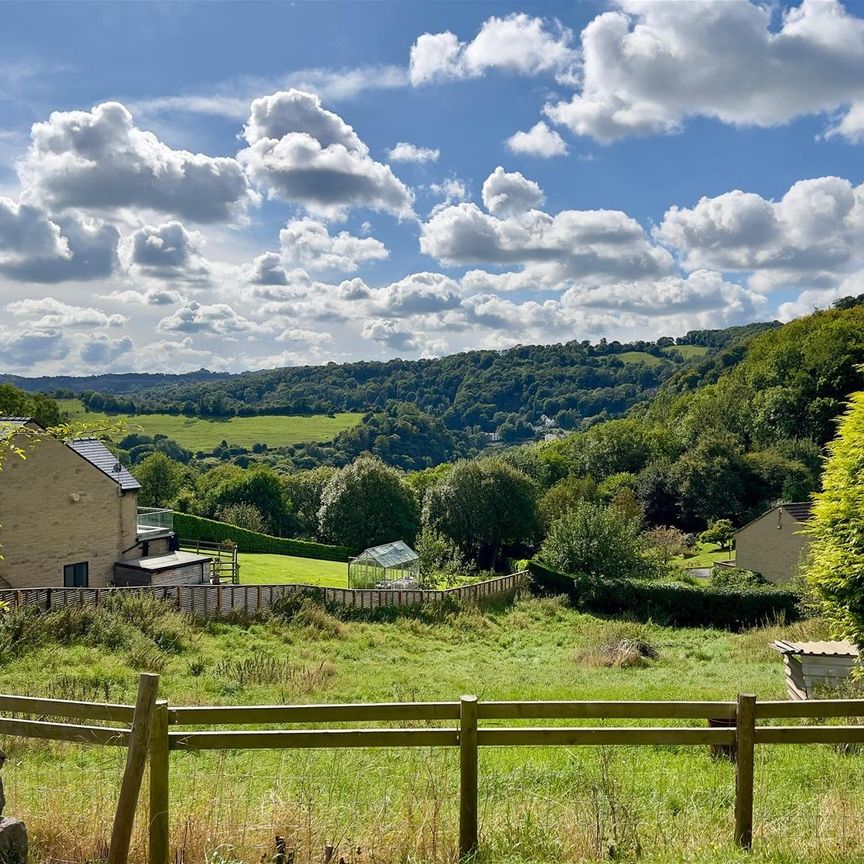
[{"xmin": 63, "ymin": 561, "xmax": 89, "ymax": 588}]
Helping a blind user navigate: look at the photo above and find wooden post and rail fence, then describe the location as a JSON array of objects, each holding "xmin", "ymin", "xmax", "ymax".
[{"xmin": 2, "ymin": 677, "xmax": 864, "ymax": 861}]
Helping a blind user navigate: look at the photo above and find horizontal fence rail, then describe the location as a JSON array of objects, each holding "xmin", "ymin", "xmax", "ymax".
[
  {"xmin": 0, "ymin": 571, "xmax": 528, "ymax": 618},
  {"xmin": 5, "ymin": 685, "xmax": 864, "ymax": 860}
]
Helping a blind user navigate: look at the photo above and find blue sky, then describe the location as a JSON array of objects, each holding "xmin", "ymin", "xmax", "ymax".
[{"xmin": 1, "ymin": 0, "xmax": 863, "ymax": 375}]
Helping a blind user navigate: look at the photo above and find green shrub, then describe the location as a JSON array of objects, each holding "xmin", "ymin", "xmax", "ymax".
[
  {"xmin": 529, "ymin": 559, "xmax": 801, "ymax": 630},
  {"xmin": 711, "ymin": 565, "xmax": 767, "ymax": 589},
  {"xmin": 173, "ymin": 512, "xmax": 349, "ymax": 561},
  {"xmin": 539, "ymin": 502, "xmax": 651, "ymax": 581}
]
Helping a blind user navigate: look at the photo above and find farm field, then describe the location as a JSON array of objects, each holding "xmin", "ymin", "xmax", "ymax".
[
  {"xmin": 614, "ymin": 351, "xmax": 668, "ymax": 367},
  {"xmin": 238, "ymin": 552, "xmax": 348, "ymax": 587},
  {"xmin": 663, "ymin": 344, "xmax": 711, "ymax": 360},
  {"xmin": 0, "ymin": 593, "xmax": 858, "ymax": 864},
  {"xmin": 57, "ymin": 399, "xmax": 363, "ymax": 449}
]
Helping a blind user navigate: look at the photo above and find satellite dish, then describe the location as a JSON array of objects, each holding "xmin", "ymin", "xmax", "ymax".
[{"xmin": 113, "ymin": 462, "xmax": 123, "ymax": 473}]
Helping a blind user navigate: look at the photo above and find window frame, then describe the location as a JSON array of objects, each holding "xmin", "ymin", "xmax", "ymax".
[{"xmin": 63, "ymin": 561, "xmax": 89, "ymax": 588}]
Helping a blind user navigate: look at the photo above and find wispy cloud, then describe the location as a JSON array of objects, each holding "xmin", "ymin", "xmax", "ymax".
[{"xmin": 131, "ymin": 65, "xmax": 410, "ymax": 121}]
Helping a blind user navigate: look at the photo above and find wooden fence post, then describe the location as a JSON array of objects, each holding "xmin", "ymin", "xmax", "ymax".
[
  {"xmin": 149, "ymin": 699, "xmax": 170, "ymax": 864},
  {"xmin": 459, "ymin": 695, "xmax": 479, "ymax": 860},
  {"xmin": 734, "ymin": 693, "xmax": 757, "ymax": 850},
  {"xmin": 108, "ymin": 673, "xmax": 160, "ymax": 864}
]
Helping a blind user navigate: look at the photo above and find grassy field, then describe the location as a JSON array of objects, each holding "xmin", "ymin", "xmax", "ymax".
[
  {"xmin": 0, "ymin": 593, "xmax": 859, "ymax": 864},
  {"xmin": 614, "ymin": 351, "xmax": 669, "ymax": 367},
  {"xmin": 675, "ymin": 542, "xmax": 735, "ymax": 570},
  {"xmin": 663, "ymin": 344, "xmax": 711, "ymax": 360},
  {"xmin": 238, "ymin": 552, "xmax": 348, "ymax": 586},
  {"xmin": 57, "ymin": 399, "xmax": 362, "ymax": 450}
]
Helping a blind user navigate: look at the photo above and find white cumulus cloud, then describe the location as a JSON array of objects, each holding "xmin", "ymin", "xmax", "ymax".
[
  {"xmin": 278, "ymin": 217, "xmax": 388, "ymax": 272},
  {"xmin": 238, "ymin": 90, "xmax": 414, "ymax": 219},
  {"xmin": 387, "ymin": 142, "xmax": 440, "ymax": 163},
  {"xmin": 545, "ymin": 0, "xmax": 864, "ymax": 143},
  {"xmin": 410, "ymin": 13, "xmax": 576, "ymax": 85},
  {"xmin": 506, "ymin": 122, "xmax": 568, "ymax": 158},
  {"xmin": 19, "ymin": 101, "xmax": 255, "ymax": 221}
]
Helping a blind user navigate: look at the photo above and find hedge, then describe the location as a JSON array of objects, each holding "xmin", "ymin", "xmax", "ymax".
[
  {"xmin": 528, "ymin": 560, "xmax": 802, "ymax": 631},
  {"xmin": 173, "ymin": 512, "xmax": 350, "ymax": 562}
]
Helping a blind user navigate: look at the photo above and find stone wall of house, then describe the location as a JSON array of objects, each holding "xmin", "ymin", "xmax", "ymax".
[
  {"xmin": 735, "ymin": 507, "xmax": 812, "ymax": 584},
  {"xmin": 0, "ymin": 431, "xmax": 139, "ymax": 589}
]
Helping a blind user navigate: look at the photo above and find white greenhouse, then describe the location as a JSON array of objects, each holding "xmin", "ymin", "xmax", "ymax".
[{"xmin": 348, "ymin": 540, "xmax": 420, "ymax": 589}]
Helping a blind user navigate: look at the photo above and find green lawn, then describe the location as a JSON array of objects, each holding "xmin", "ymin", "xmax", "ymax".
[
  {"xmin": 237, "ymin": 552, "xmax": 348, "ymax": 587},
  {"xmin": 614, "ymin": 350, "xmax": 669, "ymax": 367},
  {"xmin": 675, "ymin": 541, "xmax": 735, "ymax": 569},
  {"xmin": 57, "ymin": 399, "xmax": 362, "ymax": 450},
  {"xmin": 663, "ymin": 344, "xmax": 710, "ymax": 360},
  {"xmin": 0, "ymin": 596, "xmax": 854, "ymax": 864}
]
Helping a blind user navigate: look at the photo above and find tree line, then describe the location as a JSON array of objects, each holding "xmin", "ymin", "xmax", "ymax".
[{"xmin": 74, "ymin": 328, "xmax": 772, "ymax": 437}]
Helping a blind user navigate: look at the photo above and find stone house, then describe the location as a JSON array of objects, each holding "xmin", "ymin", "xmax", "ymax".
[
  {"xmin": 734, "ymin": 502, "xmax": 813, "ymax": 584},
  {"xmin": 0, "ymin": 418, "xmax": 210, "ymax": 589}
]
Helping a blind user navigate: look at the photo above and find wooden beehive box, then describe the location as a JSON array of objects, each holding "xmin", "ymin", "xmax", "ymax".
[{"xmin": 772, "ymin": 640, "xmax": 859, "ymax": 700}]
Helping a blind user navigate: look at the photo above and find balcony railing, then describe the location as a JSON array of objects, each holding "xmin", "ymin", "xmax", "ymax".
[{"xmin": 137, "ymin": 507, "xmax": 173, "ymax": 538}]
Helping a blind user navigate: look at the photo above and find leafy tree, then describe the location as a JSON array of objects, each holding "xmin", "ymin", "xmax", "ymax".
[
  {"xmin": 216, "ymin": 502, "xmax": 267, "ymax": 533},
  {"xmin": 597, "ymin": 472, "xmax": 638, "ymax": 502},
  {"xmin": 423, "ymin": 459, "xmax": 540, "ymax": 569},
  {"xmin": 538, "ymin": 475, "xmax": 598, "ymax": 528},
  {"xmin": 205, "ymin": 467, "xmax": 291, "ymax": 535},
  {"xmin": 555, "ymin": 419, "xmax": 679, "ymax": 481},
  {"xmin": 803, "ymin": 391, "xmax": 864, "ymax": 646},
  {"xmin": 135, "ymin": 453, "xmax": 182, "ymax": 508},
  {"xmin": 414, "ymin": 527, "xmax": 468, "ymax": 588},
  {"xmin": 744, "ymin": 449, "xmax": 817, "ymax": 518},
  {"xmin": 643, "ymin": 526, "xmax": 689, "ymax": 563},
  {"xmin": 539, "ymin": 502, "xmax": 648, "ymax": 580},
  {"xmin": 670, "ymin": 433, "xmax": 749, "ymax": 529},
  {"xmin": 0, "ymin": 384, "xmax": 61, "ymax": 429},
  {"xmin": 318, "ymin": 456, "xmax": 419, "ymax": 551},
  {"xmin": 283, "ymin": 466, "xmax": 336, "ymax": 539},
  {"xmin": 635, "ymin": 459, "xmax": 679, "ymax": 527},
  {"xmin": 699, "ymin": 519, "xmax": 736, "ymax": 551}
]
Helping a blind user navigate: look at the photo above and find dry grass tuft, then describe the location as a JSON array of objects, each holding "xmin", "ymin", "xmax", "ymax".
[{"xmin": 573, "ymin": 621, "xmax": 659, "ymax": 668}]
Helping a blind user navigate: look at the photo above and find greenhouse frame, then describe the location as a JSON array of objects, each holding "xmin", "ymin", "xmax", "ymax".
[{"xmin": 348, "ymin": 540, "xmax": 420, "ymax": 589}]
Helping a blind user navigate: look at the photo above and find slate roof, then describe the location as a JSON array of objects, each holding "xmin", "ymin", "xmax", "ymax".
[
  {"xmin": 68, "ymin": 438, "xmax": 142, "ymax": 491},
  {"xmin": 735, "ymin": 500, "xmax": 815, "ymax": 533},
  {"xmin": 0, "ymin": 417, "xmax": 31, "ymax": 439},
  {"xmin": 782, "ymin": 502, "xmax": 814, "ymax": 522}
]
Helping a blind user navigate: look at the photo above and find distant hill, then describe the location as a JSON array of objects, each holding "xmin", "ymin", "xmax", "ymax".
[
  {"xmin": 0, "ymin": 369, "xmax": 231, "ymax": 395},
  {"xmin": 3, "ymin": 323, "xmax": 780, "ymax": 442}
]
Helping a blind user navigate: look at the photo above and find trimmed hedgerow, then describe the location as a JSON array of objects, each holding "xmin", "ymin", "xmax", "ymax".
[
  {"xmin": 528, "ymin": 559, "xmax": 801, "ymax": 631},
  {"xmin": 173, "ymin": 512, "xmax": 350, "ymax": 562}
]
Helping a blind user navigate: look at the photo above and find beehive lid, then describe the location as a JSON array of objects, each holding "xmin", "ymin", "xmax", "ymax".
[{"xmin": 772, "ymin": 640, "xmax": 859, "ymax": 657}]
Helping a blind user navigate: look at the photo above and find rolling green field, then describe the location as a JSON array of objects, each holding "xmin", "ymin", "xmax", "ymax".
[
  {"xmin": 238, "ymin": 552, "xmax": 348, "ymax": 586},
  {"xmin": 0, "ymin": 593, "xmax": 858, "ymax": 864},
  {"xmin": 57, "ymin": 399, "xmax": 362, "ymax": 449},
  {"xmin": 614, "ymin": 351, "xmax": 669, "ymax": 367},
  {"xmin": 663, "ymin": 344, "xmax": 711, "ymax": 360}
]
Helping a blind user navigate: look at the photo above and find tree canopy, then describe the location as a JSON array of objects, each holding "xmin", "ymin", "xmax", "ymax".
[{"xmin": 318, "ymin": 456, "xmax": 419, "ymax": 552}]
